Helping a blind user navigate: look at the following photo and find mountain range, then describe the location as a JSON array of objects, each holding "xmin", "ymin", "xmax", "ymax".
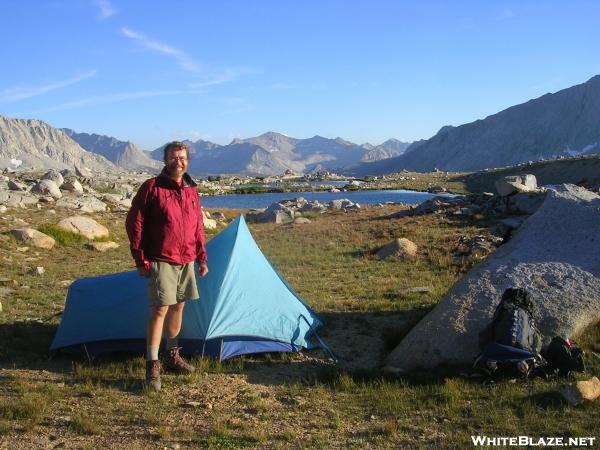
[
  {"xmin": 148, "ymin": 133, "xmax": 410, "ymax": 176},
  {"xmin": 0, "ymin": 115, "xmax": 117, "ymax": 172},
  {"xmin": 350, "ymin": 74, "xmax": 600, "ymax": 175},
  {"xmin": 62, "ymin": 129, "xmax": 160, "ymax": 172},
  {"xmin": 2, "ymin": 74, "xmax": 600, "ymax": 176}
]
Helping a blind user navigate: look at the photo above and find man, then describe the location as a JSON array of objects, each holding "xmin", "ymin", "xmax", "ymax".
[{"xmin": 126, "ymin": 141, "xmax": 209, "ymax": 391}]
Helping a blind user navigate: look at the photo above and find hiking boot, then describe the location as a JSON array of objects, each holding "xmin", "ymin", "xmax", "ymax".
[
  {"xmin": 165, "ymin": 347, "xmax": 195, "ymax": 374},
  {"xmin": 145, "ymin": 360, "xmax": 161, "ymax": 391}
]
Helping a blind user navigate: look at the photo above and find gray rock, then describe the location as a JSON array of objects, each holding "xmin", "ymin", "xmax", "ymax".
[
  {"xmin": 117, "ymin": 198, "xmax": 132, "ymax": 209},
  {"xmin": 55, "ymin": 195, "xmax": 107, "ymax": 212},
  {"xmin": 560, "ymin": 377, "xmax": 600, "ymax": 406},
  {"xmin": 386, "ymin": 184, "xmax": 600, "ymax": 372},
  {"xmin": 508, "ymin": 191, "xmax": 546, "ymax": 214},
  {"xmin": 202, "ymin": 210, "xmax": 217, "ymax": 230},
  {"xmin": 495, "ymin": 174, "xmax": 537, "ymax": 197},
  {"xmin": 31, "ymin": 266, "xmax": 45, "ymax": 276},
  {"xmin": 261, "ymin": 203, "xmax": 295, "ymax": 223},
  {"xmin": 293, "ymin": 217, "xmax": 311, "ymax": 224},
  {"xmin": 329, "ymin": 198, "xmax": 359, "ymax": 210},
  {"xmin": 85, "ymin": 241, "xmax": 119, "ymax": 252},
  {"xmin": 101, "ymin": 193, "xmax": 123, "ymax": 204},
  {"xmin": 10, "ymin": 228, "xmax": 55, "ymax": 249},
  {"xmin": 8, "ymin": 180, "xmax": 27, "ymax": 191},
  {"xmin": 57, "ymin": 216, "xmax": 109, "ymax": 239},
  {"xmin": 329, "ymin": 199, "xmax": 349, "ymax": 210},
  {"xmin": 42, "ymin": 170, "xmax": 64, "ymax": 187},
  {"xmin": 61, "ymin": 178, "xmax": 84, "ymax": 194},
  {"xmin": 31, "ymin": 179, "xmax": 62, "ymax": 199},
  {"xmin": 74, "ymin": 165, "xmax": 92, "ymax": 177},
  {"xmin": 376, "ymin": 238, "xmax": 418, "ymax": 260}
]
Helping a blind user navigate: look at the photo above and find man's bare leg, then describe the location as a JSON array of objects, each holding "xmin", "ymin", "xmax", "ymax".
[{"xmin": 164, "ymin": 301, "xmax": 185, "ymax": 340}]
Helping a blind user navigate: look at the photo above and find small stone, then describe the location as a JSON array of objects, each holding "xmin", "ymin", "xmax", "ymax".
[
  {"xmin": 560, "ymin": 377, "xmax": 600, "ymax": 406},
  {"xmin": 30, "ymin": 266, "xmax": 45, "ymax": 276},
  {"xmin": 376, "ymin": 238, "xmax": 418, "ymax": 260},
  {"xmin": 293, "ymin": 217, "xmax": 311, "ymax": 224},
  {"xmin": 85, "ymin": 241, "xmax": 119, "ymax": 252},
  {"xmin": 0, "ymin": 205, "xmax": 7, "ymax": 213}
]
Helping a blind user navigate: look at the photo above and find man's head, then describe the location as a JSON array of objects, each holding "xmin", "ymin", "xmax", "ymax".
[{"xmin": 163, "ymin": 141, "xmax": 189, "ymax": 181}]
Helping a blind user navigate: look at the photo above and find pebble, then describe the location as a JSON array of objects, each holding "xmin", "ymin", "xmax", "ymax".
[{"xmin": 31, "ymin": 266, "xmax": 45, "ymax": 276}]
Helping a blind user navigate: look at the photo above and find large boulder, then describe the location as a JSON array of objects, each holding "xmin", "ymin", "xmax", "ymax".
[
  {"xmin": 31, "ymin": 180, "xmax": 62, "ymax": 199},
  {"xmin": 42, "ymin": 170, "xmax": 64, "ymax": 187},
  {"xmin": 385, "ymin": 184, "xmax": 600, "ymax": 372},
  {"xmin": 55, "ymin": 196, "xmax": 107, "ymax": 212},
  {"xmin": 0, "ymin": 191, "xmax": 39, "ymax": 207},
  {"xmin": 495, "ymin": 174, "xmax": 537, "ymax": 197},
  {"xmin": 61, "ymin": 178, "xmax": 84, "ymax": 195},
  {"xmin": 56, "ymin": 216, "xmax": 109, "ymax": 239},
  {"xmin": 10, "ymin": 228, "xmax": 55, "ymax": 249}
]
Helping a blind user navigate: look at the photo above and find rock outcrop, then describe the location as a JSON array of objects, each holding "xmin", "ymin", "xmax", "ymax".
[
  {"xmin": 385, "ymin": 184, "xmax": 600, "ymax": 372},
  {"xmin": 57, "ymin": 216, "xmax": 109, "ymax": 239}
]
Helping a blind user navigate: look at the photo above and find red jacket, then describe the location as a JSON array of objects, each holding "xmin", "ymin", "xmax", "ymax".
[{"xmin": 125, "ymin": 170, "xmax": 207, "ymax": 268}]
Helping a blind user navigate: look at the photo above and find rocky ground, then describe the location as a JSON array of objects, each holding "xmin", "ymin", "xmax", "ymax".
[{"xmin": 0, "ymin": 168, "xmax": 598, "ymax": 449}]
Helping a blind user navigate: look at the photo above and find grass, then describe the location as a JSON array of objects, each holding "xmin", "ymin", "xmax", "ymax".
[
  {"xmin": 38, "ymin": 223, "xmax": 113, "ymax": 245},
  {"xmin": 70, "ymin": 413, "xmax": 101, "ymax": 435},
  {"xmin": 0, "ymin": 203, "xmax": 598, "ymax": 447}
]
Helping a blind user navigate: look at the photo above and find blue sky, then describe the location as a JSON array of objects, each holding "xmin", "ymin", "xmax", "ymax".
[{"xmin": 1, "ymin": 1, "xmax": 600, "ymax": 150}]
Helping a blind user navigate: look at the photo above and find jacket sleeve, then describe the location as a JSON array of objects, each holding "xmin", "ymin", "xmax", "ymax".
[
  {"xmin": 195, "ymin": 193, "xmax": 208, "ymax": 265},
  {"xmin": 125, "ymin": 179, "xmax": 152, "ymax": 267}
]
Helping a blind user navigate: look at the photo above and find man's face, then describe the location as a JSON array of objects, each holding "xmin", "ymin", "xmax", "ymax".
[{"xmin": 165, "ymin": 147, "xmax": 188, "ymax": 180}]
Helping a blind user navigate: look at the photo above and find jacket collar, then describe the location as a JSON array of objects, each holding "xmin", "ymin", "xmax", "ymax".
[{"xmin": 158, "ymin": 167, "xmax": 197, "ymax": 188}]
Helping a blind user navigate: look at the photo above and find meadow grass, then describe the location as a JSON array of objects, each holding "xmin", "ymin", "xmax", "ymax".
[{"xmin": 0, "ymin": 204, "xmax": 597, "ymax": 447}]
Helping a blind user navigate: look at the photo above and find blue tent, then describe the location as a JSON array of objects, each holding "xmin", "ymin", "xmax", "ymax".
[{"xmin": 50, "ymin": 215, "xmax": 330, "ymax": 361}]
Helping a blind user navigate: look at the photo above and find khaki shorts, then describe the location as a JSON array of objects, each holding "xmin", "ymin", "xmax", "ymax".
[{"xmin": 147, "ymin": 261, "xmax": 199, "ymax": 306}]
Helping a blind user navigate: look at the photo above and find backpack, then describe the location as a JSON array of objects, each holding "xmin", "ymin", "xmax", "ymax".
[
  {"xmin": 543, "ymin": 336, "xmax": 585, "ymax": 376},
  {"xmin": 473, "ymin": 288, "xmax": 546, "ymax": 379}
]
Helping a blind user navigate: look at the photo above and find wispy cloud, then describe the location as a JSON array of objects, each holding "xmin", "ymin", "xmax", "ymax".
[
  {"xmin": 0, "ymin": 70, "xmax": 97, "ymax": 103},
  {"xmin": 9, "ymin": 88, "xmax": 207, "ymax": 116},
  {"xmin": 121, "ymin": 27, "xmax": 201, "ymax": 72},
  {"xmin": 93, "ymin": 0, "xmax": 115, "ymax": 20},
  {"xmin": 188, "ymin": 68, "xmax": 254, "ymax": 88}
]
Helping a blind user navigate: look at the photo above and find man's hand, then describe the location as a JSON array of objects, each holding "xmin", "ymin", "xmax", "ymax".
[
  {"xmin": 137, "ymin": 266, "xmax": 151, "ymax": 278},
  {"xmin": 198, "ymin": 263, "xmax": 209, "ymax": 277}
]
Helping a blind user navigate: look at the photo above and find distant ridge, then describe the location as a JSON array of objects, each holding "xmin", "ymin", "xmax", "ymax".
[
  {"xmin": 0, "ymin": 115, "xmax": 117, "ymax": 172},
  {"xmin": 350, "ymin": 74, "xmax": 600, "ymax": 175},
  {"xmin": 150, "ymin": 132, "xmax": 411, "ymax": 176},
  {"xmin": 63, "ymin": 129, "xmax": 160, "ymax": 172}
]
